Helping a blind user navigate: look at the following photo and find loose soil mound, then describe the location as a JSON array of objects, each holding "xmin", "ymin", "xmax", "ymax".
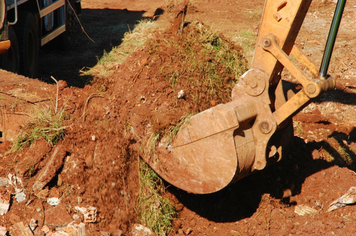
[{"xmin": 0, "ymin": 21, "xmax": 248, "ymax": 235}]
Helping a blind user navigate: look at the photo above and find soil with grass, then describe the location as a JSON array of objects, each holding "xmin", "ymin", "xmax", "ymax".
[{"xmin": 0, "ymin": 0, "xmax": 356, "ymax": 235}]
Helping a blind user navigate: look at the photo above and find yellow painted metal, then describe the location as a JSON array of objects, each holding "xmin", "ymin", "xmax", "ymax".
[
  {"xmin": 0, "ymin": 40, "xmax": 10, "ymax": 55},
  {"xmin": 252, "ymin": 0, "xmax": 312, "ymax": 86},
  {"xmin": 290, "ymin": 46, "xmax": 319, "ymax": 76},
  {"xmin": 146, "ymin": 0, "xmax": 337, "ymax": 194}
]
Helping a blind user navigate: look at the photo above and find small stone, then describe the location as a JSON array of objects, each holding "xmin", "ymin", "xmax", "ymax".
[
  {"xmin": 47, "ymin": 197, "xmax": 60, "ymax": 206},
  {"xmin": 74, "ymin": 206, "xmax": 97, "ymax": 223},
  {"xmin": 0, "ymin": 226, "xmax": 7, "ymax": 236},
  {"xmin": 91, "ymin": 135, "xmax": 96, "ymax": 141},
  {"xmin": 0, "ymin": 198, "xmax": 10, "ymax": 216},
  {"xmin": 132, "ymin": 224, "xmax": 153, "ymax": 236},
  {"xmin": 185, "ymin": 227, "xmax": 192, "ymax": 235},
  {"xmin": 9, "ymin": 222, "xmax": 33, "ymax": 236},
  {"xmin": 72, "ymin": 214, "xmax": 80, "ymax": 220},
  {"xmin": 57, "ymin": 174, "xmax": 63, "ymax": 186},
  {"xmin": 41, "ymin": 225, "xmax": 50, "ymax": 234},
  {"xmin": 77, "ymin": 196, "xmax": 82, "ymax": 203},
  {"xmin": 177, "ymin": 90, "xmax": 185, "ymax": 99},
  {"xmin": 15, "ymin": 191, "xmax": 26, "ymax": 203},
  {"xmin": 52, "ymin": 222, "xmax": 85, "ymax": 236},
  {"xmin": 29, "ymin": 219, "xmax": 38, "ymax": 231}
]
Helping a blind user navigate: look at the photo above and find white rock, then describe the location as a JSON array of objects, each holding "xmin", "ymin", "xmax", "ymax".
[
  {"xmin": 132, "ymin": 224, "xmax": 153, "ymax": 236},
  {"xmin": 0, "ymin": 226, "xmax": 7, "ymax": 236},
  {"xmin": 52, "ymin": 222, "xmax": 85, "ymax": 236},
  {"xmin": 177, "ymin": 90, "xmax": 185, "ymax": 99},
  {"xmin": 29, "ymin": 219, "xmax": 38, "ymax": 231},
  {"xmin": 15, "ymin": 191, "xmax": 26, "ymax": 203},
  {"xmin": 74, "ymin": 206, "xmax": 97, "ymax": 223},
  {"xmin": 47, "ymin": 197, "xmax": 61, "ymax": 206},
  {"xmin": 0, "ymin": 201, "xmax": 9, "ymax": 216}
]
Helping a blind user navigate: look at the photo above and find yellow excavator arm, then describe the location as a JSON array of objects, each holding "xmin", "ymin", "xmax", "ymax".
[{"xmin": 145, "ymin": 0, "xmax": 346, "ymax": 194}]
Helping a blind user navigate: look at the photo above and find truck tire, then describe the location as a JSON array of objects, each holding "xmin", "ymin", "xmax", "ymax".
[
  {"xmin": 15, "ymin": 11, "xmax": 39, "ymax": 78},
  {"xmin": 53, "ymin": 0, "xmax": 80, "ymax": 50},
  {"xmin": 0, "ymin": 26, "xmax": 20, "ymax": 73}
]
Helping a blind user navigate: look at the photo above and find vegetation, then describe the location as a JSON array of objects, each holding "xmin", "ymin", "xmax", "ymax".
[
  {"xmin": 12, "ymin": 107, "xmax": 67, "ymax": 151},
  {"xmin": 147, "ymin": 21, "xmax": 248, "ymax": 112},
  {"xmin": 138, "ymin": 160, "xmax": 177, "ymax": 235},
  {"xmin": 82, "ymin": 20, "xmax": 159, "ymax": 79}
]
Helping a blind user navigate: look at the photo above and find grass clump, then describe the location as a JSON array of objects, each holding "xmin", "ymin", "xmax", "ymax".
[
  {"xmin": 138, "ymin": 160, "xmax": 176, "ymax": 235},
  {"xmin": 83, "ymin": 19, "xmax": 159, "ymax": 79},
  {"xmin": 12, "ymin": 108, "xmax": 67, "ymax": 151},
  {"xmin": 147, "ymin": 22, "xmax": 248, "ymax": 112}
]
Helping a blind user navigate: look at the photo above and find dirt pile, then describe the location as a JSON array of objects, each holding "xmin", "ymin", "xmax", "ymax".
[{"xmin": 0, "ymin": 19, "xmax": 248, "ymax": 235}]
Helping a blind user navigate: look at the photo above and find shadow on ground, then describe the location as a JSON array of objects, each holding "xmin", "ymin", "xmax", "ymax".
[
  {"xmin": 169, "ymin": 128, "xmax": 356, "ymax": 222},
  {"xmin": 38, "ymin": 7, "xmax": 164, "ymax": 88}
]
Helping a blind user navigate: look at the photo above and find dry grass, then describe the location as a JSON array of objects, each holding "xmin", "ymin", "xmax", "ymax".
[
  {"xmin": 82, "ymin": 20, "xmax": 159, "ymax": 79},
  {"xmin": 12, "ymin": 107, "xmax": 67, "ymax": 151}
]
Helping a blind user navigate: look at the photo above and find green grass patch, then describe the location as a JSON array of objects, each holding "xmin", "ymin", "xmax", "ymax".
[
  {"xmin": 12, "ymin": 107, "xmax": 67, "ymax": 151},
  {"xmin": 147, "ymin": 22, "xmax": 248, "ymax": 112},
  {"xmin": 138, "ymin": 160, "xmax": 177, "ymax": 235}
]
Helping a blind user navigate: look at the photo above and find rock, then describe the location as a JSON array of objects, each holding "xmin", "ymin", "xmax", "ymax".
[
  {"xmin": 14, "ymin": 139, "xmax": 52, "ymax": 178},
  {"xmin": 7, "ymin": 173, "xmax": 24, "ymax": 195},
  {"xmin": 72, "ymin": 214, "xmax": 80, "ymax": 220},
  {"xmin": 15, "ymin": 191, "xmax": 27, "ymax": 203},
  {"xmin": 0, "ymin": 195, "xmax": 10, "ymax": 216},
  {"xmin": 74, "ymin": 206, "xmax": 97, "ymax": 223},
  {"xmin": 132, "ymin": 224, "xmax": 154, "ymax": 236},
  {"xmin": 9, "ymin": 222, "xmax": 33, "ymax": 236},
  {"xmin": 0, "ymin": 226, "xmax": 6, "ymax": 236},
  {"xmin": 294, "ymin": 204, "xmax": 319, "ymax": 216},
  {"xmin": 47, "ymin": 197, "xmax": 61, "ymax": 206},
  {"xmin": 41, "ymin": 225, "xmax": 50, "ymax": 234},
  {"xmin": 177, "ymin": 90, "xmax": 185, "ymax": 99},
  {"xmin": 45, "ymin": 204, "xmax": 73, "ymax": 227},
  {"xmin": 29, "ymin": 218, "xmax": 38, "ymax": 231},
  {"xmin": 327, "ymin": 186, "xmax": 356, "ymax": 212},
  {"xmin": 32, "ymin": 145, "xmax": 67, "ymax": 193},
  {"xmin": 50, "ymin": 222, "xmax": 85, "ymax": 236}
]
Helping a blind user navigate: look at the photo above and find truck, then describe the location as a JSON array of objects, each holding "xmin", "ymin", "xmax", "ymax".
[{"xmin": 0, "ymin": 0, "xmax": 81, "ymax": 78}]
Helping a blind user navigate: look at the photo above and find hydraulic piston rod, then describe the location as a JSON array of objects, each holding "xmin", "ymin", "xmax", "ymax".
[{"xmin": 319, "ymin": 0, "xmax": 346, "ymax": 78}]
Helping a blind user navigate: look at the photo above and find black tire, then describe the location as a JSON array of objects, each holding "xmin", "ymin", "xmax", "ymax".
[
  {"xmin": 0, "ymin": 26, "xmax": 20, "ymax": 73},
  {"xmin": 15, "ymin": 11, "xmax": 39, "ymax": 78},
  {"xmin": 54, "ymin": 0, "xmax": 79, "ymax": 50}
]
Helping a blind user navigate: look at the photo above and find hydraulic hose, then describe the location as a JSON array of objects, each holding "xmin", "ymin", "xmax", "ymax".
[{"xmin": 319, "ymin": 0, "xmax": 347, "ymax": 78}]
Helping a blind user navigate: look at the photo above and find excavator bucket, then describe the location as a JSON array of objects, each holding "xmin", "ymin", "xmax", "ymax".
[{"xmin": 146, "ymin": 0, "xmax": 340, "ymax": 194}]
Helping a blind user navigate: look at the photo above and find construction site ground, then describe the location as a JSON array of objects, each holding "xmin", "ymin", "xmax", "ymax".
[{"xmin": 1, "ymin": 0, "xmax": 356, "ymax": 235}]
